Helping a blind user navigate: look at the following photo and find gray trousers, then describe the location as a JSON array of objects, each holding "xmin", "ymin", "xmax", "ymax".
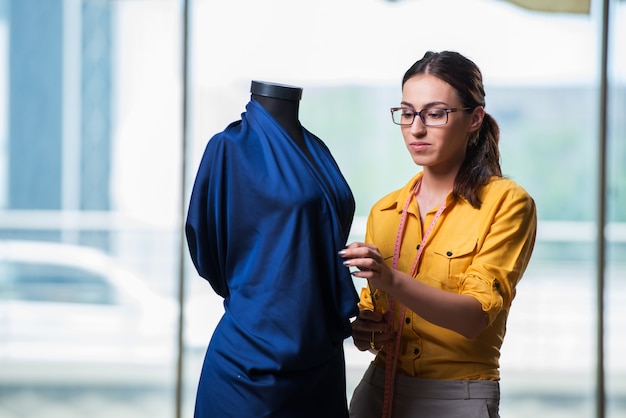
[{"xmin": 349, "ymin": 363, "xmax": 500, "ymax": 418}]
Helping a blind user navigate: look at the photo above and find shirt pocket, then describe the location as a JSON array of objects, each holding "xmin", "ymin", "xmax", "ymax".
[{"xmin": 432, "ymin": 236, "xmax": 478, "ymax": 291}]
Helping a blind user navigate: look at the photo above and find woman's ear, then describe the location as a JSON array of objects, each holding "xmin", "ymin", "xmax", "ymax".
[{"xmin": 469, "ymin": 106, "xmax": 485, "ymax": 132}]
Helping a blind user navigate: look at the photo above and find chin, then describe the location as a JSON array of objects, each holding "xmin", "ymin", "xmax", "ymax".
[{"xmin": 411, "ymin": 156, "xmax": 430, "ymax": 166}]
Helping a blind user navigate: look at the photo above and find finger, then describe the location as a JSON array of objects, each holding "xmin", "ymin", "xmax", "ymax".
[
  {"xmin": 372, "ymin": 329, "xmax": 396, "ymax": 346},
  {"xmin": 369, "ymin": 330, "xmax": 394, "ymax": 351},
  {"xmin": 353, "ymin": 324, "xmax": 389, "ymax": 340},
  {"xmin": 345, "ymin": 259, "xmax": 379, "ymax": 274},
  {"xmin": 353, "ymin": 321, "xmax": 391, "ymax": 336},
  {"xmin": 339, "ymin": 243, "xmax": 379, "ymax": 260},
  {"xmin": 376, "ymin": 331, "xmax": 396, "ymax": 345},
  {"xmin": 357, "ymin": 309, "xmax": 384, "ymax": 322},
  {"xmin": 354, "ymin": 339, "xmax": 371, "ymax": 352},
  {"xmin": 344, "ymin": 242, "xmax": 376, "ymax": 251},
  {"xmin": 369, "ymin": 331, "xmax": 378, "ymax": 350},
  {"xmin": 382, "ymin": 310, "xmax": 395, "ymax": 324}
]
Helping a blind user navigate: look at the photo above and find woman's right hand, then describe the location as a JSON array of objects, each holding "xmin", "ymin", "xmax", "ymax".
[{"xmin": 351, "ymin": 309, "xmax": 395, "ymax": 352}]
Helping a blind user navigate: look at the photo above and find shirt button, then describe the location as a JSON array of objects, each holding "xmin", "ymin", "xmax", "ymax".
[
  {"xmin": 446, "ymin": 251, "xmax": 453, "ymax": 256},
  {"xmin": 405, "ymin": 317, "xmax": 411, "ymax": 324},
  {"xmin": 413, "ymin": 348, "xmax": 420, "ymax": 355}
]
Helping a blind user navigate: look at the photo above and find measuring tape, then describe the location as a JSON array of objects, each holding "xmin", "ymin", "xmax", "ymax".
[{"xmin": 380, "ymin": 180, "xmax": 447, "ymax": 418}]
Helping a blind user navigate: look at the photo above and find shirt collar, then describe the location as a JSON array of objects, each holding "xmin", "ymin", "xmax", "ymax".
[
  {"xmin": 378, "ymin": 172, "xmax": 424, "ymax": 216},
  {"xmin": 379, "ymin": 171, "xmax": 457, "ymax": 216}
]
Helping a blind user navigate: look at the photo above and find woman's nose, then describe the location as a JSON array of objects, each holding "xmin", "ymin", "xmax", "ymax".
[{"xmin": 409, "ymin": 116, "xmax": 426, "ymax": 134}]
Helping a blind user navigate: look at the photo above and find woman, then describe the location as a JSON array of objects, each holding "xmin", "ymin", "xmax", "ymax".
[{"xmin": 340, "ymin": 51, "xmax": 537, "ymax": 418}]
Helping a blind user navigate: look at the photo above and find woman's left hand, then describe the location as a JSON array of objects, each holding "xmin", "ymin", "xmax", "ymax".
[
  {"xmin": 339, "ymin": 242, "xmax": 395, "ymax": 293},
  {"xmin": 351, "ymin": 309, "xmax": 395, "ymax": 352}
]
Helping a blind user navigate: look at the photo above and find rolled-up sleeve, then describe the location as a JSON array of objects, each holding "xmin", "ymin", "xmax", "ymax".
[{"xmin": 459, "ymin": 185, "xmax": 537, "ymax": 325}]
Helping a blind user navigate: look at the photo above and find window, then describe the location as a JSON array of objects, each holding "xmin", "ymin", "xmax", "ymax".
[{"xmin": 0, "ymin": 0, "xmax": 623, "ymax": 417}]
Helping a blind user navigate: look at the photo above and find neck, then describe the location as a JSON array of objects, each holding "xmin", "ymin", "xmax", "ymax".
[
  {"xmin": 420, "ymin": 169, "xmax": 456, "ymax": 196},
  {"xmin": 416, "ymin": 170, "xmax": 454, "ymax": 219}
]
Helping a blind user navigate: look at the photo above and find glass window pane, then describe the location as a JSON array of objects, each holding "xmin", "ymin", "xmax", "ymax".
[
  {"xmin": 0, "ymin": 0, "xmax": 181, "ymax": 417},
  {"xmin": 2, "ymin": 0, "xmax": 619, "ymax": 416},
  {"xmin": 187, "ymin": 1, "xmax": 603, "ymax": 417}
]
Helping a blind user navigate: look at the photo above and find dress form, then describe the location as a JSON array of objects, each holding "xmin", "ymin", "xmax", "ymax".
[
  {"xmin": 187, "ymin": 80, "xmax": 358, "ymax": 417},
  {"xmin": 251, "ymin": 80, "xmax": 311, "ymax": 159}
]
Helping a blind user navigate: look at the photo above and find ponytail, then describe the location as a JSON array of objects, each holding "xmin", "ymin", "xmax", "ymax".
[{"xmin": 453, "ymin": 112, "xmax": 502, "ymax": 208}]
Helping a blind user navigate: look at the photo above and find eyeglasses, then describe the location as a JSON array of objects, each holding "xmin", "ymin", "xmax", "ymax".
[{"xmin": 390, "ymin": 107, "xmax": 473, "ymax": 126}]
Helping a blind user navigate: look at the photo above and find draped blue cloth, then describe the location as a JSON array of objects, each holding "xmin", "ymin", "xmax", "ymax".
[{"xmin": 186, "ymin": 99, "xmax": 359, "ymax": 418}]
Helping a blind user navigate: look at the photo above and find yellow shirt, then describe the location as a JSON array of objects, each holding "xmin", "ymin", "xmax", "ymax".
[{"xmin": 360, "ymin": 172, "xmax": 537, "ymax": 381}]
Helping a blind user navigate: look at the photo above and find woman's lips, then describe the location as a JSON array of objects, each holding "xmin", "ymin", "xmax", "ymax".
[{"xmin": 409, "ymin": 141, "xmax": 430, "ymax": 152}]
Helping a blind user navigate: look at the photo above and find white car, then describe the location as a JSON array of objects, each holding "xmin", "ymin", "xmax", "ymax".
[{"xmin": 0, "ymin": 240, "xmax": 178, "ymax": 386}]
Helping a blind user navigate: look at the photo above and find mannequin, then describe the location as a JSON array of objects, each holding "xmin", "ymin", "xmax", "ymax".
[
  {"xmin": 186, "ymin": 82, "xmax": 358, "ymax": 417},
  {"xmin": 250, "ymin": 80, "xmax": 312, "ymax": 160}
]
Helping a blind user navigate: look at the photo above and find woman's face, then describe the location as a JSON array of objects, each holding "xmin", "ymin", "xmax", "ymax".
[{"xmin": 399, "ymin": 74, "xmax": 483, "ymax": 174}]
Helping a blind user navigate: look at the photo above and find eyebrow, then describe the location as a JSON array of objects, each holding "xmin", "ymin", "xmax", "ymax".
[{"xmin": 400, "ymin": 100, "xmax": 449, "ymax": 109}]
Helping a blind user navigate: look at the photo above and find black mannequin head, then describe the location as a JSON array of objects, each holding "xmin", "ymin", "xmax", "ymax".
[{"xmin": 251, "ymin": 81, "xmax": 302, "ymax": 101}]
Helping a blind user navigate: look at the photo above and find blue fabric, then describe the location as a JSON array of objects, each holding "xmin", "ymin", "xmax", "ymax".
[{"xmin": 186, "ymin": 99, "xmax": 359, "ymax": 417}]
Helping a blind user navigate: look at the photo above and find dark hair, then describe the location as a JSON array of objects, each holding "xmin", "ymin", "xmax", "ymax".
[{"xmin": 403, "ymin": 51, "xmax": 502, "ymax": 208}]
